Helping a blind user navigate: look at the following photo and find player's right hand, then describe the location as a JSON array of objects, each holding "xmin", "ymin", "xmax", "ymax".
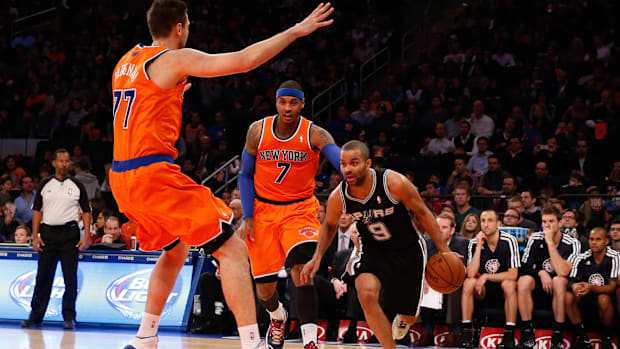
[
  {"xmin": 300, "ymin": 257, "xmax": 320, "ymax": 285},
  {"xmin": 32, "ymin": 237, "xmax": 44, "ymax": 252},
  {"xmin": 476, "ymin": 231, "xmax": 486, "ymax": 243},
  {"xmin": 539, "ymin": 270, "xmax": 552, "ymax": 294},
  {"xmin": 291, "ymin": 3, "xmax": 334, "ymax": 38},
  {"xmin": 237, "ymin": 218, "xmax": 255, "ymax": 241}
]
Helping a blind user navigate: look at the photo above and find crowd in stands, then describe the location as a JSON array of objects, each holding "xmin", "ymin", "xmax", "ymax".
[{"xmin": 1, "ymin": 0, "xmax": 620, "ymax": 346}]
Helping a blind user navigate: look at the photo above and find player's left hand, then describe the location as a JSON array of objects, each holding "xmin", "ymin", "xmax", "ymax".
[
  {"xmin": 474, "ymin": 274, "xmax": 487, "ymax": 294},
  {"xmin": 331, "ymin": 279, "xmax": 347, "ymax": 299},
  {"xmin": 76, "ymin": 237, "xmax": 90, "ymax": 251},
  {"xmin": 291, "ymin": 3, "xmax": 334, "ymax": 38}
]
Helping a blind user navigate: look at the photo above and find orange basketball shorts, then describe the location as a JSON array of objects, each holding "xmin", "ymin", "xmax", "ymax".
[
  {"xmin": 109, "ymin": 161, "xmax": 233, "ymax": 252},
  {"xmin": 247, "ymin": 196, "xmax": 321, "ymax": 279}
]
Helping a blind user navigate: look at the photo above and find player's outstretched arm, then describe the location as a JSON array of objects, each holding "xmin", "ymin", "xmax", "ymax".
[
  {"xmin": 310, "ymin": 124, "xmax": 343, "ymax": 176},
  {"xmin": 386, "ymin": 171, "xmax": 450, "ymax": 253},
  {"xmin": 237, "ymin": 121, "xmax": 263, "ymax": 241},
  {"xmin": 175, "ymin": 3, "xmax": 333, "ymax": 79},
  {"xmin": 300, "ymin": 188, "xmax": 343, "ymax": 284}
]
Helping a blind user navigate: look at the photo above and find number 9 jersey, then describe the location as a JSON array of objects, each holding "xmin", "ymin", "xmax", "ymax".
[{"xmin": 111, "ymin": 44, "xmax": 186, "ymax": 161}]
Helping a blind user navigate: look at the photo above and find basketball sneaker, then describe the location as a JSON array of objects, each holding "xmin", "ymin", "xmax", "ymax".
[
  {"xmin": 124, "ymin": 335, "xmax": 158, "ymax": 349},
  {"xmin": 572, "ymin": 334, "xmax": 592, "ymax": 349},
  {"xmin": 518, "ymin": 328, "xmax": 537, "ymax": 349},
  {"xmin": 497, "ymin": 330, "xmax": 515, "ymax": 349},
  {"xmin": 550, "ymin": 331, "xmax": 563, "ymax": 349},
  {"xmin": 459, "ymin": 328, "xmax": 474, "ymax": 348},
  {"xmin": 392, "ymin": 314, "xmax": 410, "ymax": 340},
  {"xmin": 266, "ymin": 307, "xmax": 287, "ymax": 349}
]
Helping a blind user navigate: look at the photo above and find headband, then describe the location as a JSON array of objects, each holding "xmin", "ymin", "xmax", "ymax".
[{"xmin": 276, "ymin": 88, "xmax": 304, "ymax": 100}]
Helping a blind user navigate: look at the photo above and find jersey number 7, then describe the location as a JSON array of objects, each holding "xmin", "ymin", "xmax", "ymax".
[{"xmin": 113, "ymin": 89, "xmax": 136, "ymax": 129}]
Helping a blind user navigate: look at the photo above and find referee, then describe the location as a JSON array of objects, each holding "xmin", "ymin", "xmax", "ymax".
[{"xmin": 21, "ymin": 149, "xmax": 91, "ymax": 330}]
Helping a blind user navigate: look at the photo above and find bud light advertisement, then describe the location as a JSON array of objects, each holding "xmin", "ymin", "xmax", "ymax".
[{"xmin": 0, "ymin": 259, "xmax": 192, "ymax": 327}]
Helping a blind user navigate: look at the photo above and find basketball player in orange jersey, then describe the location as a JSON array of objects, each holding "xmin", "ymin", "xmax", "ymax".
[
  {"xmin": 237, "ymin": 80, "xmax": 343, "ymax": 349},
  {"xmin": 300, "ymin": 140, "xmax": 453, "ymax": 349},
  {"xmin": 109, "ymin": 1, "xmax": 333, "ymax": 348}
]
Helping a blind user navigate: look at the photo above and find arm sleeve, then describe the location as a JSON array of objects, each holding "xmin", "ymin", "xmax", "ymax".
[
  {"xmin": 239, "ymin": 150, "xmax": 256, "ymax": 219},
  {"xmin": 321, "ymin": 143, "xmax": 343, "ymax": 177}
]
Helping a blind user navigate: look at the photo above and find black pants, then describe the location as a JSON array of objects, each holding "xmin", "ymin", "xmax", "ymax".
[{"xmin": 29, "ymin": 224, "xmax": 80, "ymax": 322}]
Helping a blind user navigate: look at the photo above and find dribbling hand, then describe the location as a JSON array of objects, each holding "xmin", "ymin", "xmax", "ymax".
[{"xmin": 291, "ymin": 3, "xmax": 335, "ymax": 38}]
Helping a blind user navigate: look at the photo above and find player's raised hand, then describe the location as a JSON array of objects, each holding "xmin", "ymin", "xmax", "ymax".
[{"xmin": 291, "ymin": 3, "xmax": 334, "ymax": 38}]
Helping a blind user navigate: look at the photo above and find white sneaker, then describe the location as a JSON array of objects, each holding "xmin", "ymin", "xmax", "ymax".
[
  {"xmin": 124, "ymin": 335, "xmax": 159, "ymax": 349},
  {"xmin": 392, "ymin": 314, "xmax": 410, "ymax": 340}
]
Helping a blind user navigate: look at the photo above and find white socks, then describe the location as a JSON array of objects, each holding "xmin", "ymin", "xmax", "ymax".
[
  {"xmin": 301, "ymin": 323, "xmax": 318, "ymax": 346},
  {"xmin": 238, "ymin": 324, "xmax": 261, "ymax": 349},
  {"xmin": 137, "ymin": 312, "xmax": 160, "ymax": 338},
  {"xmin": 267, "ymin": 302, "xmax": 286, "ymax": 321}
]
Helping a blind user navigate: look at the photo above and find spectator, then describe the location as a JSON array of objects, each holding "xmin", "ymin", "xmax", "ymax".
[
  {"xmin": 14, "ymin": 176, "xmax": 36, "ymax": 226},
  {"xmin": 477, "ymin": 155, "xmax": 510, "ymax": 195},
  {"xmin": 194, "ymin": 135, "xmax": 216, "ymax": 179},
  {"xmin": 516, "ymin": 207, "xmax": 581, "ymax": 349},
  {"xmin": 184, "ymin": 111, "xmax": 204, "ymax": 144},
  {"xmin": 3, "ymin": 156, "xmax": 26, "ymax": 189},
  {"xmin": 453, "ymin": 120, "xmax": 475, "ymax": 155},
  {"xmin": 422, "ymin": 97, "xmax": 450, "ymax": 137},
  {"xmin": 468, "ymin": 100, "xmax": 494, "ymax": 138},
  {"xmin": 453, "ymin": 187, "xmax": 481, "ymax": 228},
  {"xmin": 523, "ymin": 162, "xmax": 555, "ymax": 195},
  {"xmin": 569, "ymin": 139, "xmax": 600, "ymax": 185},
  {"xmin": 507, "ymin": 196, "xmax": 539, "ymax": 231},
  {"xmin": 231, "ymin": 187, "xmax": 240, "ymax": 201},
  {"xmin": 490, "ymin": 117, "xmax": 519, "ymax": 156},
  {"xmin": 445, "ymin": 157, "xmax": 471, "ymax": 195},
  {"xmin": 74, "ymin": 159, "xmax": 100, "ymax": 200},
  {"xmin": 180, "ymin": 158, "xmax": 201, "ymax": 184},
  {"xmin": 420, "ymin": 123, "xmax": 455, "ymax": 157},
  {"xmin": 501, "ymin": 138, "xmax": 533, "ymax": 181},
  {"xmin": 533, "ymin": 137, "xmax": 567, "ymax": 177},
  {"xmin": 14, "ymin": 224, "xmax": 32, "ymax": 245},
  {"xmin": 467, "ymin": 137, "xmax": 492, "ymax": 175},
  {"xmin": 350, "ymin": 98, "xmax": 376, "ymax": 128},
  {"xmin": 317, "ymin": 201, "xmax": 326, "ymax": 225},
  {"xmin": 609, "ymin": 220, "xmax": 620, "ymax": 253},
  {"xmin": 521, "ymin": 189, "xmax": 541, "ymax": 227},
  {"xmin": 460, "ymin": 213, "xmax": 480, "ymax": 240},
  {"xmin": 502, "ymin": 208, "xmax": 522, "ymax": 227},
  {"xmin": 95, "ymin": 216, "xmax": 128, "ymax": 249},
  {"xmin": 229, "ymin": 199, "xmax": 243, "ymax": 231},
  {"xmin": 0, "ymin": 176, "xmax": 13, "ymax": 207}
]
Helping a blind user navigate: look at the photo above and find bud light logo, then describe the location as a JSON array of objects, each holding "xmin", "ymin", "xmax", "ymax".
[
  {"xmin": 106, "ymin": 269, "xmax": 182, "ymax": 320},
  {"xmin": 10, "ymin": 267, "xmax": 84, "ymax": 318}
]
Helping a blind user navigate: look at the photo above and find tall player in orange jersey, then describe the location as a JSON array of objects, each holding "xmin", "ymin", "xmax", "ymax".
[
  {"xmin": 237, "ymin": 80, "xmax": 343, "ymax": 349},
  {"xmin": 110, "ymin": 1, "xmax": 333, "ymax": 348}
]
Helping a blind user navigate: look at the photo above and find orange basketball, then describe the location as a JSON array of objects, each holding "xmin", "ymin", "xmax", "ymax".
[{"xmin": 425, "ymin": 252, "xmax": 465, "ymax": 293}]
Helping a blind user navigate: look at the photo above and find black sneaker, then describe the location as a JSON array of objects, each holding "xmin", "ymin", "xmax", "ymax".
[
  {"xmin": 550, "ymin": 331, "xmax": 562, "ymax": 349},
  {"xmin": 572, "ymin": 334, "xmax": 592, "ymax": 349},
  {"xmin": 518, "ymin": 328, "xmax": 537, "ymax": 349},
  {"xmin": 498, "ymin": 330, "xmax": 515, "ymax": 349},
  {"xmin": 21, "ymin": 319, "xmax": 41, "ymax": 328},
  {"xmin": 601, "ymin": 336, "xmax": 612, "ymax": 349},
  {"xmin": 459, "ymin": 328, "xmax": 474, "ymax": 348}
]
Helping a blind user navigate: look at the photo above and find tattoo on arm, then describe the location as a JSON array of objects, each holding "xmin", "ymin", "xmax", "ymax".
[
  {"xmin": 244, "ymin": 120, "xmax": 263, "ymax": 155},
  {"xmin": 311, "ymin": 124, "xmax": 335, "ymax": 151}
]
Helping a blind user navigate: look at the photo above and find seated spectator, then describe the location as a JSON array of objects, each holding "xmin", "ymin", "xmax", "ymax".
[
  {"xmin": 446, "ymin": 157, "xmax": 472, "ymax": 195},
  {"xmin": 453, "ymin": 120, "xmax": 476, "ymax": 156},
  {"xmin": 533, "ymin": 136, "xmax": 568, "ymax": 177},
  {"xmin": 507, "ymin": 196, "xmax": 539, "ymax": 231},
  {"xmin": 422, "ymin": 181, "xmax": 446, "ymax": 215},
  {"xmin": 180, "ymin": 157, "xmax": 201, "ymax": 184},
  {"xmin": 521, "ymin": 189, "xmax": 542, "ymax": 227},
  {"xmin": 460, "ymin": 210, "xmax": 520, "ymax": 349},
  {"xmin": 420, "ymin": 213, "xmax": 469, "ymax": 347},
  {"xmin": 610, "ymin": 219, "xmax": 620, "ymax": 253},
  {"xmin": 477, "ymin": 155, "xmax": 510, "ymax": 195},
  {"xmin": 578, "ymin": 188, "xmax": 606, "ymax": 231},
  {"xmin": 14, "ymin": 224, "xmax": 32, "ymax": 245},
  {"xmin": 350, "ymin": 98, "xmax": 376, "ymax": 128},
  {"xmin": 14, "ymin": 176, "xmax": 35, "ymax": 226},
  {"xmin": 560, "ymin": 209, "xmax": 585, "ymax": 246},
  {"xmin": 444, "ymin": 108, "xmax": 467, "ymax": 139},
  {"xmin": 468, "ymin": 100, "xmax": 494, "ymax": 138},
  {"xmin": 92, "ymin": 208, "xmax": 114, "ymax": 243},
  {"xmin": 454, "ymin": 187, "xmax": 481, "ymax": 228},
  {"xmin": 460, "ymin": 213, "xmax": 480, "ymax": 240},
  {"xmin": 0, "ymin": 176, "xmax": 13, "ymax": 207},
  {"xmin": 501, "ymin": 138, "xmax": 533, "ymax": 182},
  {"xmin": 566, "ymin": 228, "xmax": 618, "ymax": 349},
  {"xmin": 184, "ymin": 111, "xmax": 204, "ymax": 144},
  {"xmin": 522, "ymin": 161, "xmax": 555, "ymax": 195},
  {"xmin": 569, "ymin": 139, "xmax": 601, "ymax": 186},
  {"xmin": 94, "ymin": 216, "xmax": 128, "ymax": 249},
  {"xmin": 229, "ymin": 199, "xmax": 243, "ymax": 231},
  {"xmin": 420, "ymin": 123, "xmax": 455, "ymax": 157},
  {"xmin": 502, "ymin": 208, "xmax": 522, "ymax": 228},
  {"xmin": 517, "ymin": 207, "xmax": 581, "ymax": 349},
  {"xmin": 422, "ymin": 97, "xmax": 450, "ymax": 138},
  {"xmin": 0, "ymin": 203, "xmax": 18, "ymax": 241},
  {"xmin": 467, "ymin": 137, "xmax": 492, "ymax": 175},
  {"xmin": 3, "ymin": 156, "xmax": 26, "ymax": 189},
  {"xmin": 328, "ymin": 105, "xmax": 362, "ymax": 145},
  {"xmin": 559, "ymin": 171, "xmax": 587, "ymax": 210},
  {"xmin": 74, "ymin": 159, "xmax": 100, "ymax": 200},
  {"xmin": 490, "ymin": 117, "xmax": 520, "ymax": 156}
]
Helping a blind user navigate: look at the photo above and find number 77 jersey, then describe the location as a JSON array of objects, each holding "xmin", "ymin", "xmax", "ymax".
[
  {"xmin": 111, "ymin": 44, "xmax": 187, "ymax": 161},
  {"xmin": 254, "ymin": 115, "xmax": 319, "ymax": 201}
]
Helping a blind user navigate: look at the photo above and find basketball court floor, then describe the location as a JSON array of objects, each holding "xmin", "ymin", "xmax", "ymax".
[{"xmin": 1, "ymin": 322, "xmax": 426, "ymax": 349}]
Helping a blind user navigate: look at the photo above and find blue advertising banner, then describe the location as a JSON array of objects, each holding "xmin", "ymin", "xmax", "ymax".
[{"xmin": 0, "ymin": 259, "xmax": 193, "ymax": 327}]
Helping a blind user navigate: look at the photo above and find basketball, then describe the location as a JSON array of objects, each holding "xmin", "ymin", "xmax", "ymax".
[{"xmin": 425, "ymin": 252, "xmax": 466, "ymax": 294}]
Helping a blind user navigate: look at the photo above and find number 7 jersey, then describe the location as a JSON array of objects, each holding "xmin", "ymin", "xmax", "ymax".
[
  {"xmin": 254, "ymin": 115, "xmax": 319, "ymax": 202},
  {"xmin": 111, "ymin": 44, "xmax": 187, "ymax": 161}
]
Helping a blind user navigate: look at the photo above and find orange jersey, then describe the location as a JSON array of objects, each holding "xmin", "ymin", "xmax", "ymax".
[
  {"xmin": 111, "ymin": 44, "xmax": 186, "ymax": 161},
  {"xmin": 254, "ymin": 115, "xmax": 319, "ymax": 201}
]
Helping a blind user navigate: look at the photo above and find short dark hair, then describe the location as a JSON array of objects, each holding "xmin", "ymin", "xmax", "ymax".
[
  {"xmin": 541, "ymin": 206, "xmax": 561, "ymax": 220},
  {"xmin": 477, "ymin": 136, "xmax": 489, "ymax": 144},
  {"xmin": 53, "ymin": 148, "xmax": 70, "ymax": 160},
  {"xmin": 488, "ymin": 154, "xmax": 500, "ymax": 162},
  {"xmin": 481, "ymin": 209, "xmax": 499, "ymax": 221},
  {"xmin": 147, "ymin": 0, "xmax": 188, "ymax": 39},
  {"xmin": 342, "ymin": 140, "xmax": 370, "ymax": 161},
  {"xmin": 0, "ymin": 176, "xmax": 12, "ymax": 186},
  {"xmin": 278, "ymin": 80, "xmax": 303, "ymax": 92},
  {"xmin": 77, "ymin": 159, "xmax": 90, "ymax": 171}
]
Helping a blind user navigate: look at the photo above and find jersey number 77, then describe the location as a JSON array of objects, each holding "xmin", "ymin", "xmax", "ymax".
[{"xmin": 113, "ymin": 89, "xmax": 137, "ymax": 129}]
